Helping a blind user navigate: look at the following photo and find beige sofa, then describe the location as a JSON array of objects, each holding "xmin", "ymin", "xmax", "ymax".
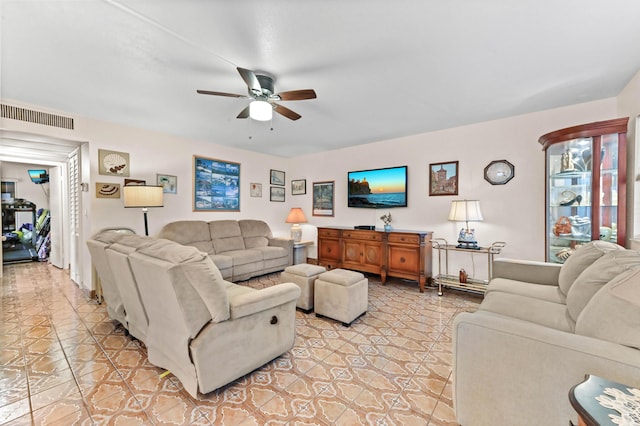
[
  {"xmin": 87, "ymin": 231, "xmax": 300, "ymax": 398},
  {"xmin": 157, "ymin": 219, "xmax": 293, "ymax": 281},
  {"xmin": 453, "ymin": 241, "xmax": 640, "ymax": 426}
]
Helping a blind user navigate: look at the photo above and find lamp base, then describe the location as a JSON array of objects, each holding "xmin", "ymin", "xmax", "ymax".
[
  {"xmin": 457, "ymin": 228, "xmax": 479, "ymax": 249},
  {"xmin": 290, "ymin": 224, "xmax": 302, "ymax": 242}
]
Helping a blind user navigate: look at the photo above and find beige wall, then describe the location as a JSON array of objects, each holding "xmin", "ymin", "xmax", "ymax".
[
  {"xmin": 617, "ymin": 70, "xmax": 640, "ymax": 238},
  {"xmin": 0, "ymin": 91, "xmax": 629, "ymax": 289}
]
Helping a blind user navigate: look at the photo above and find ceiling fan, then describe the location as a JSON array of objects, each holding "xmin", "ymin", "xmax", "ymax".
[{"xmin": 197, "ymin": 67, "xmax": 317, "ymax": 121}]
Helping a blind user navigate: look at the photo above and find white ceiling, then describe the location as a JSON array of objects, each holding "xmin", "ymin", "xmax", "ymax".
[{"xmin": 2, "ymin": 1, "xmax": 640, "ymax": 158}]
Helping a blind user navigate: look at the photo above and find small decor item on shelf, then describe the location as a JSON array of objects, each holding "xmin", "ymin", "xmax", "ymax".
[
  {"xmin": 559, "ymin": 190, "xmax": 583, "ymax": 206},
  {"xmin": 569, "ymin": 215, "xmax": 591, "ymax": 237},
  {"xmin": 553, "ymin": 216, "xmax": 572, "ymax": 236},
  {"xmin": 380, "ymin": 212, "xmax": 392, "ymax": 231},
  {"xmin": 459, "ymin": 269, "xmax": 468, "ymax": 283}
]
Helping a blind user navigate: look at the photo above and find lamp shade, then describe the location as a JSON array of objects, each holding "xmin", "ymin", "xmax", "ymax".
[
  {"xmin": 448, "ymin": 200, "xmax": 483, "ymax": 222},
  {"xmin": 286, "ymin": 207, "xmax": 307, "ymax": 224},
  {"xmin": 123, "ymin": 185, "xmax": 164, "ymax": 208},
  {"xmin": 249, "ymin": 100, "xmax": 273, "ymax": 121}
]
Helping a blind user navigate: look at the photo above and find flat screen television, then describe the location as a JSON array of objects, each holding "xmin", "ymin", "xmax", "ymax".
[
  {"xmin": 348, "ymin": 165, "xmax": 407, "ymax": 208},
  {"xmin": 28, "ymin": 169, "xmax": 49, "ymax": 184}
]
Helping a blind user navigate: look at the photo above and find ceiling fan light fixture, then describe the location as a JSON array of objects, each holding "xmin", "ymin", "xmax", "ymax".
[{"xmin": 250, "ymin": 100, "xmax": 272, "ymax": 121}]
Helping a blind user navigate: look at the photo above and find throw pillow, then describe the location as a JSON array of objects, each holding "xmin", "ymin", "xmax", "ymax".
[
  {"xmin": 558, "ymin": 241, "xmax": 623, "ymax": 295},
  {"xmin": 566, "ymin": 250, "xmax": 640, "ymax": 321},
  {"xmin": 575, "ymin": 268, "xmax": 640, "ymax": 349}
]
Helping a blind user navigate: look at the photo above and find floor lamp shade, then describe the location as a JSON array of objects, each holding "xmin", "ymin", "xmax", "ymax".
[
  {"xmin": 285, "ymin": 207, "xmax": 307, "ymax": 242},
  {"xmin": 123, "ymin": 185, "xmax": 164, "ymax": 235}
]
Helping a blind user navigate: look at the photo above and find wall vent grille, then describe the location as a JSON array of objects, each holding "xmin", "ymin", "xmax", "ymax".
[{"xmin": 1, "ymin": 104, "xmax": 74, "ymax": 130}]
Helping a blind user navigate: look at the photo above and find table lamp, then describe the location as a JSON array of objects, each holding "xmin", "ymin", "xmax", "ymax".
[
  {"xmin": 123, "ymin": 185, "xmax": 164, "ymax": 236},
  {"xmin": 448, "ymin": 200, "xmax": 483, "ymax": 249},
  {"xmin": 286, "ymin": 207, "xmax": 307, "ymax": 242}
]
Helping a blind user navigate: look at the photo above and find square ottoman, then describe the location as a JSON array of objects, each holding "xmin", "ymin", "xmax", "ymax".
[
  {"xmin": 280, "ymin": 264, "xmax": 327, "ymax": 313},
  {"xmin": 314, "ymin": 268, "xmax": 368, "ymax": 326}
]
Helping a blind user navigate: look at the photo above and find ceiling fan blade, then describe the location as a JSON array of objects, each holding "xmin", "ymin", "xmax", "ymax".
[
  {"xmin": 197, "ymin": 89, "xmax": 246, "ymax": 98},
  {"xmin": 237, "ymin": 67, "xmax": 262, "ymax": 93},
  {"xmin": 236, "ymin": 106, "xmax": 250, "ymax": 119},
  {"xmin": 273, "ymin": 103, "xmax": 301, "ymax": 121},
  {"xmin": 277, "ymin": 89, "xmax": 317, "ymax": 101}
]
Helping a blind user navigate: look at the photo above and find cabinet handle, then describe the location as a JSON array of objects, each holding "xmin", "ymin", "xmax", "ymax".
[
  {"xmin": 327, "ymin": 248, "xmax": 332, "ymax": 253},
  {"xmin": 400, "ymin": 257, "xmax": 406, "ymax": 263}
]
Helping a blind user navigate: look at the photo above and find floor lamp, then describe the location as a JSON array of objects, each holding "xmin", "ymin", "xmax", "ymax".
[{"xmin": 123, "ymin": 185, "xmax": 164, "ymax": 236}]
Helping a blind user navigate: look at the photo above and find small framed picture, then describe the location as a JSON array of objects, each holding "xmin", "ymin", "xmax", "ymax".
[
  {"xmin": 270, "ymin": 186, "xmax": 285, "ymax": 202},
  {"xmin": 291, "ymin": 179, "xmax": 306, "ymax": 195},
  {"xmin": 96, "ymin": 182, "xmax": 121, "ymax": 198},
  {"xmin": 312, "ymin": 181, "xmax": 334, "ymax": 216},
  {"xmin": 429, "ymin": 161, "xmax": 459, "ymax": 196},
  {"xmin": 270, "ymin": 169, "xmax": 285, "ymax": 186},
  {"xmin": 98, "ymin": 149, "xmax": 130, "ymax": 177},
  {"xmin": 157, "ymin": 174, "xmax": 177, "ymax": 194},
  {"xmin": 250, "ymin": 182, "xmax": 262, "ymax": 197}
]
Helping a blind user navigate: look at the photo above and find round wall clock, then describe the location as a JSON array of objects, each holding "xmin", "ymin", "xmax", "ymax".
[{"xmin": 484, "ymin": 160, "xmax": 515, "ymax": 185}]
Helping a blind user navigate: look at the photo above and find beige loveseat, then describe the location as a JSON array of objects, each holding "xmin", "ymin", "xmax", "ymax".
[
  {"xmin": 87, "ymin": 230, "xmax": 300, "ymax": 398},
  {"xmin": 157, "ymin": 219, "xmax": 293, "ymax": 281},
  {"xmin": 453, "ymin": 241, "xmax": 640, "ymax": 426}
]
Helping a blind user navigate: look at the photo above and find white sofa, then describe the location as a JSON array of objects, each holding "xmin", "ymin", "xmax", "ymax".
[
  {"xmin": 87, "ymin": 231, "xmax": 300, "ymax": 397},
  {"xmin": 453, "ymin": 241, "xmax": 640, "ymax": 425},
  {"xmin": 157, "ymin": 219, "xmax": 293, "ymax": 281}
]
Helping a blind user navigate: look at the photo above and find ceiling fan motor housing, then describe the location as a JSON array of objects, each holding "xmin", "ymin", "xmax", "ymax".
[{"xmin": 252, "ymin": 74, "xmax": 275, "ymax": 98}]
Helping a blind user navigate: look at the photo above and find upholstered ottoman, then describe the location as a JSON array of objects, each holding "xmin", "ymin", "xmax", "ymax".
[
  {"xmin": 280, "ymin": 264, "xmax": 327, "ymax": 312},
  {"xmin": 314, "ymin": 269, "xmax": 368, "ymax": 326}
]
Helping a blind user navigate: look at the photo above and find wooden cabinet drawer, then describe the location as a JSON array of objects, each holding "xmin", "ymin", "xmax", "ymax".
[
  {"xmin": 318, "ymin": 228, "xmax": 340, "ymax": 238},
  {"xmin": 342, "ymin": 230, "xmax": 382, "ymax": 241},
  {"xmin": 388, "ymin": 233, "xmax": 421, "ymax": 244},
  {"xmin": 387, "ymin": 245, "xmax": 420, "ymax": 274}
]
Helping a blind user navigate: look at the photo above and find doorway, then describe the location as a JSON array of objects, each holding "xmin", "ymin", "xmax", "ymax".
[{"xmin": 0, "ymin": 130, "xmax": 86, "ymax": 282}]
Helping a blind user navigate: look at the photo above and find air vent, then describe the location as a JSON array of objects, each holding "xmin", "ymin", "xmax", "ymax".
[{"xmin": 1, "ymin": 104, "xmax": 74, "ymax": 130}]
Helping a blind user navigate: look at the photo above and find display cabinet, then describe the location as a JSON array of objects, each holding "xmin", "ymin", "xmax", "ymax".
[{"xmin": 539, "ymin": 118, "xmax": 628, "ymax": 263}]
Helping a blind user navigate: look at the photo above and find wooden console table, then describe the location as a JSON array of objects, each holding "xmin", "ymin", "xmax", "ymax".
[{"xmin": 317, "ymin": 227, "xmax": 433, "ymax": 292}]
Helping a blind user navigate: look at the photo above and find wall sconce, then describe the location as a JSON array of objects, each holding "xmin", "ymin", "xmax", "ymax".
[
  {"xmin": 448, "ymin": 199, "xmax": 483, "ymax": 249},
  {"xmin": 123, "ymin": 185, "xmax": 164, "ymax": 236},
  {"xmin": 285, "ymin": 207, "xmax": 307, "ymax": 242}
]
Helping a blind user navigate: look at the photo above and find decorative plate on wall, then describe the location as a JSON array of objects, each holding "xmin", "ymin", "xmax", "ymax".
[{"xmin": 484, "ymin": 160, "xmax": 514, "ymax": 185}]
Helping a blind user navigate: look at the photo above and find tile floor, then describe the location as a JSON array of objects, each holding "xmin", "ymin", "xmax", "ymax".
[{"xmin": 0, "ymin": 262, "xmax": 481, "ymax": 425}]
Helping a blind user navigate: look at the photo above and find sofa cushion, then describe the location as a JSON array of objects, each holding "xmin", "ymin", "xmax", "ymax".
[
  {"xmin": 210, "ymin": 220, "xmax": 245, "ymax": 253},
  {"xmin": 91, "ymin": 229, "xmax": 126, "ymax": 244},
  {"xmin": 566, "ymin": 250, "xmax": 640, "ymax": 322},
  {"xmin": 478, "ymin": 291, "xmax": 574, "ymax": 332},
  {"xmin": 575, "ymin": 268, "xmax": 640, "ymax": 349},
  {"xmin": 224, "ymin": 249, "xmax": 263, "ymax": 266},
  {"xmin": 157, "ymin": 221, "xmax": 215, "ymax": 254},
  {"xmin": 239, "ymin": 220, "xmax": 272, "ymax": 248},
  {"xmin": 486, "ymin": 278, "xmax": 566, "ymax": 304},
  {"xmin": 558, "ymin": 241, "xmax": 623, "ymax": 296}
]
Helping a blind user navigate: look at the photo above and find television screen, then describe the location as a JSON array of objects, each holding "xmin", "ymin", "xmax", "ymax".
[
  {"xmin": 348, "ymin": 165, "xmax": 407, "ymax": 208},
  {"xmin": 28, "ymin": 169, "xmax": 49, "ymax": 184}
]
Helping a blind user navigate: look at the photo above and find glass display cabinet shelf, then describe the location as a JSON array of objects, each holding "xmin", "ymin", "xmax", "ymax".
[{"xmin": 539, "ymin": 117, "xmax": 628, "ymax": 264}]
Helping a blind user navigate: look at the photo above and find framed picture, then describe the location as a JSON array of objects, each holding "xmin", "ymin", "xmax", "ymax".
[
  {"xmin": 98, "ymin": 149, "xmax": 130, "ymax": 177},
  {"xmin": 291, "ymin": 179, "xmax": 306, "ymax": 195},
  {"xmin": 250, "ymin": 182, "xmax": 262, "ymax": 197},
  {"xmin": 124, "ymin": 178, "xmax": 145, "ymax": 186},
  {"xmin": 157, "ymin": 174, "xmax": 177, "ymax": 194},
  {"xmin": 270, "ymin": 186, "xmax": 285, "ymax": 202},
  {"xmin": 429, "ymin": 161, "xmax": 459, "ymax": 196},
  {"xmin": 95, "ymin": 182, "xmax": 121, "ymax": 198},
  {"xmin": 270, "ymin": 169, "xmax": 285, "ymax": 186},
  {"xmin": 312, "ymin": 181, "xmax": 334, "ymax": 216},
  {"xmin": 193, "ymin": 155, "xmax": 240, "ymax": 211}
]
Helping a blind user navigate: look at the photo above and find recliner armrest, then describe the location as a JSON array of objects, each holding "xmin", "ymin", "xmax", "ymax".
[
  {"xmin": 268, "ymin": 237, "xmax": 294, "ymax": 250},
  {"xmin": 492, "ymin": 258, "xmax": 561, "ymax": 286},
  {"xmin": 229, "ymin": 282, "xmax": 301, "ymax": 319}
]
